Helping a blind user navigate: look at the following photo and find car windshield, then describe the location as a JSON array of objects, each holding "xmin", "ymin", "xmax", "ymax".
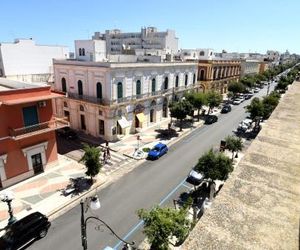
[{"xmin": 152, "ymin": 147, "xmax": 160, "ymax": 152}]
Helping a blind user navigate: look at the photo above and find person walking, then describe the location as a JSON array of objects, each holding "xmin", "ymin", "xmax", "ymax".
[{"xmin": 103, "ymin": 150, "xmax": 107, "ymax": 164}]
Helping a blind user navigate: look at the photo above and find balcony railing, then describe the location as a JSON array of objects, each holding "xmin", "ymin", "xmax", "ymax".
[
  {"xmin": 67, "ymin": 84, "xmax": 200, "ymax": 106},
  {"xmin": 9, "ymin": 117, "xmax": 69, "ymax": 140}
]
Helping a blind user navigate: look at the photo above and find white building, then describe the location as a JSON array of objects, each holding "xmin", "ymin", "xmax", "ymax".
[
  {"xmin": 240, "ymin": 59, "xmax": 260, "ymax": 76},
  {"xmin": 88, "ymin": 27, "xmax": 178, "ymax": 55},
  {"xmin": 53, "ymin": 59, "xmax": 198, "ymax": 141},
  {"xmin": 266, "ymin": 50, "xmax": 280, "ymax": 62},
  {"xmin": 0, "ymin": 39, "xmax": 69, "ymax": 83},
  {"xmin": 178, "ymin": 49, "xmax": 215, "ymax": 61}
]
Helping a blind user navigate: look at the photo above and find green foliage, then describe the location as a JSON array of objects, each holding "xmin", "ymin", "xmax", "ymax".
[
  {"xmin": 185, "ymin": 92, "xmax": 207, "ymax": 121},
  {"xmin": 225, "ymin": 136, "xmax": 243, "ymax": 160},
  {"xmin": 169, "ymin": 99, "xmax": 193, "ymax": 131},
  {"xmin": 79, "ymin": 144, "xmax": 102, "ymax": 180},
  {"xmin": 262, "ymin": 92, "xmax": 280, "ymax": 119},
  {"xmin": 246, "ymin": 97, "xmax": 264, "ymax": 120},
  {"xmin": 142, "ymin": 147, "xmax": 150, "ymax": 152},
  {"xmin": 195, "ymin": 149, "xmax": 233, "ymax": 182},
  {"xmin": 228, "ymin": 81, "xmax": 246, "ymax": 94},
  {"xmin": 240, "ymin": 76, "xmax": 256, "ymax": 89},
  {"xmin": 138, "ymin": 206, "xmax": 190, "ymax": 250},
  {"xmin": 206, "ymin": 91, "xmax": 222, "ymax": 113}
]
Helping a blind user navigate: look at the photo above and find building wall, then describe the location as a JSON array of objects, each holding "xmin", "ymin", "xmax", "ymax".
[
  {"xmin": 0, "ymin": 39, "xmax": 69, "ymax": 81},
  {"xmin": 240, "ymin": 60, "xmax": 260, "ymax": 76},
  {"xmin": 53, "ymin": 61, "xmax": 197, "ymax": 140}
]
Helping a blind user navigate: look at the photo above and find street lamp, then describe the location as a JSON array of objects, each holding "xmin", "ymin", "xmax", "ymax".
[
  {"xmin": 80, "ymin": 195, "xmax": 134, "ymax": 250},
  {"xmin": 0, "ymin": 190, "xmax": 17, "ymax": 225}
]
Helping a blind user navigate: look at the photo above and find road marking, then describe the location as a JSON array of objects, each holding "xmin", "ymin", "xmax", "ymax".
[
  {"xmin": 113, "ymin": 178, "xmax": 187, "ymax": 249},
  {"xmin": 182, "ymin": 183, "xmax": 194, "ymax": 190}
]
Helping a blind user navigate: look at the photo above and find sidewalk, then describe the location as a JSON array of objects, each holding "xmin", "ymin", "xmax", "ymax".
[{"xmin": 0, "ymin": 108, "xmax": 220, "ymax": 230}]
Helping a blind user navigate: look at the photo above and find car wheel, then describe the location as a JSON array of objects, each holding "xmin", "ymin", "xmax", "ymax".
[{"xmin": 38, "ymin": 229, "xmax": 48, "ymax": 238}]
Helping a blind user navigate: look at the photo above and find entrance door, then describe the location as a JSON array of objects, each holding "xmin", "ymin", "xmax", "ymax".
[
  {"xmin": 31, "ymin": 153, "xmax": 43, "ymax": 174},
  {"xmin": 150, "ymin": 109, "xmax": 154, "ymax": 123},
  {"xmin": 80, "ymin": 115, "xmax": 86, "ymax": 130},
  {"xmin": 22, "ymin": 106, "xmax": 39, "ymax": 127}
]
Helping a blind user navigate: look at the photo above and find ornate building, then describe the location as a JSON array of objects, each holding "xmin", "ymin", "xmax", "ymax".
[{"xmin": 197, "ymin": 58, "xmax": 241, "ymax": 93}]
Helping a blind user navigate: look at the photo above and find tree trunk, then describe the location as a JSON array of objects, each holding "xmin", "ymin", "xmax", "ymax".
[
  {"xmin": 197, "ymin": 109, "xmax": 200, "ymax": 121},
  {"xmin": 209, "ymin": 181, "xmax": 216, "ymax": 201},
  {"xmin": 179, "ymin": 119, "xmax": 183, "ymax": 131},
  {"xmin": 232, "ymin": 151, "xmax": 235, "ymax": 160},
  {"xmin": 208, "ymin": 107, "xmax": 211, "ymax": 115}
]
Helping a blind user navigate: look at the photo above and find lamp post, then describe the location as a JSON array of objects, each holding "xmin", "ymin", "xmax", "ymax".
[
  {"xmin": 0, "ymin": 190, "xmax": 17, "ymax": 225},
  {"xmin": 80, "ymin": 195, "xmax": 134, "ymax": 250}
]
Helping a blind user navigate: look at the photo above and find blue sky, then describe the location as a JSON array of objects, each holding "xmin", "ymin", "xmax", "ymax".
[{"xmin": 1, "ymin": 0, "xmax": 300, "ymax": 54}]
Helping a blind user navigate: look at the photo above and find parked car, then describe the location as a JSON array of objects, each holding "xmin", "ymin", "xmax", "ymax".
[
  {"xmin": 205, "ymin": 115, "xmax": 218, "ymax": 124},
  {"xmin": 57, "ymin": 127, "xmax": 78, "ymax": 140},
  {"xmin": 221, "ymin": 104, "xmax": 232, "ymax": 113},
  {"xmin": 244, "ymin": 93, "xmax": 253, "ymax": 100},
  {"xmin": 147, "ymin": 143, "xmax": 168, "ymax": 160},
  {"xmin": 253, "ymin": 88, "xmax": 260, "ymax": 93},
  {"xmin": 237, "ymin": 118, "xmax": 253, "ymax": 132},
  {"xmin": 232, "ymin": 98, "xmax": 243, "ymax": 105},
  {"xmin": 186, "ymin": 170, "xmax": 204, "ymax": 186},
  {"xmin": 0, "ymin": 212, "xmax": 51, "ymax": 250}
]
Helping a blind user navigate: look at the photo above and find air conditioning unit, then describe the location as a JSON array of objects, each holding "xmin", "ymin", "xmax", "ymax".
[{"xmin": 38, "ymin": 101, "xmax": 47, "ymax": 108}]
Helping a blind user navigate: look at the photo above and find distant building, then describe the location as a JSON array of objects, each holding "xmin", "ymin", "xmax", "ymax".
[
  {"xmin": 0, "ymin": 39, "xmax": 69, "ymax": 83},
  {"xmin": 240, "ymin": 59, "xmax": 260, "ymax": 76},
  {"xmin": 178, "ymin": 49, "xmax": 215, "ymax": 61},
  {"xmin": 266, "ymin": 50, "xmax": 280, "ymax": 62},
  {"xmin": 53, "ymin": 59, "xmax": 198, "ymax": 141},
  {"xmin": 0, "ymin": 78, "xmax": 68, "ymax": 188}
]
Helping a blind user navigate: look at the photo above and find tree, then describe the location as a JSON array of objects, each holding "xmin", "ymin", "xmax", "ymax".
[
  {"xmin": 228, "ymin": 81, "xmax": 246, "ymax": 95},
  {"xmin": 246, "ymin": 97, "xmax": 264, "ymax": 120},
  {"xmin": 137, "ymin": 206, "xmax": 190, "ymax": 250},
  {"xmin": 185, "ymin": 92, "xmax": 207, "ymax": 121},
  {"xmin": 195, "ymin": 149, "xmax": 233, "ymax": 199},
  {"xmin": 225, "ymin": 135, "xmax": 244, "ymax": 160},
  {"xmin": 206, "ymin": 91, "xmax": 222, "ymax": 114},
  {"xmin": 262, "ymin": 92, "xmax": 280, "ymax": 119},
  {"xmin": 79, "ymin": 144, "xmax": 102, "ymax": 182},
  {"xmin": 169, "ymin": 99, "xmax": 193, "ymax": 131}
]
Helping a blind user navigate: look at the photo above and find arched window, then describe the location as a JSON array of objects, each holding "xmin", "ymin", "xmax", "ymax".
[
  {"xmin": 213, "ymin": 68, "xmax": 217, "ymax": 79},
  {"xmin": 78, "ymin": 80, "xmax": 83, "ymax": 95},
  {"xmin": 96, "ymin": 82, "xmax": 102, "ymax": 99},
  {"xmin": 164, "ymin": 77, "xmax": 168, "ymax": 90},
  {"xmin": 136, "ymin": 80, "xmax": 141, "ymax": 95},
  {"xmin": 117, "ymin": 82, "xmax": 123, "ymax": 99},
  {"xmin": 185, "ymin": 74, "xmax": 188, "ymax": 86},
  {"xmin": 193, "ymin": 74, "xmax": 196, "ymax": 84},
  {"xmin": 175, "ymin": 75, "xmax": 179, "ymax": 88},
  {"xmin": 82, "ymin": 48, "xmax": 85, "ymax": 56},
  {"xmin": 79, "ymin": 48, "xmax": 82, "ymax": 56},
  {"xmin": 199, "ymin": 51, "xmax": 205, "ymax": 56},
  {"xmin": 80, "ymin": 105, "xmax": 84, "ymax": 111},
  {"xmin": 61, "ymin": 77, "xmax": 66, "ymax": 92},
  {"xmin": 63, "ymin": 101, "xmax": 68, "ymax": 108},
  {"xmin": 151, "ymin": 78, "xmax": 156, "ymax": 93}
]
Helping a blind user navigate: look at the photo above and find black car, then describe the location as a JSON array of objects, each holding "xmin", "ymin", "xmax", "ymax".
[
  {"xmin": 0, "ymin": 212, "xmax": 51, "ymax": 250},
  {"xmin": 57, "ymin": 127, "xmax": 78, "ymax": 140},
  {"xmin": 221, "ymin": 105, "xmax": 232, "ymax": 113},
  {"xmin": 205, "ymin": 115, "xmax": 218, "ymax": 124}
]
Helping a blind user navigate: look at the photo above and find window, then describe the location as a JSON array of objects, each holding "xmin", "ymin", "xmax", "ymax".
[
  {"xmin": 175, "ymin": 75, "xmax": 179, "ymax": 88},
  {"xmin": 99, "ymin": 110, "xmax": 103, "ymax": 116},
  {"xmin": 164, "ymin": 77, "xmax": 168, "ymax": 90},
  {"xmin": 117, "ymin": 82, "xmax": 123, "ymax": 99},
  {"xmin": 82, "ymin": 48, "xmax": 85, "ymax": 56},
  {"xmin": 96, "ymin": 82, "xmax": 102, "ymax": 99},
  {"xmin": 80, "ymin": 105, "xmax": 84, "ymax": 112},
  {"xmin": 63, "ymin": 102, "xmax": 68, "ymax": 108},
  {"xmin": 193, "ymin": 74, "xmax": 196, "ymax": 84},
  {"xmin": 61, "ymin": 78, "xmax": 66, "ymax": 92},
  {"xmin": 80, "ymin": 115, "xmax": 86, "ymax": 130},
  {"xmin": 79, "ymin": 48, "xmax": 82, "ymax": 56},
  {"xmin": 136, "ymin": 80, "xmax": 141, "ymax": 95},
  {"xmin": 199, "ymin": 51, "xmax": 205, "ymax": 56},
  {"xmin": 185, "ymin": 74, "xmax": 188, "ymax": 86},
  {"xmin": 78, "ymin": 80, "xmax": 83, "ymax": 95},
  {"xmin": 99, "ymin": 120, "xmax": 105, "ymax": 135},
  {"xmin": 200, "ymin": 70, "xmax": 205, "ymax": 80},
  {"xmin": 151, "ymin": 78, "xmax": 156, "ymax": 93}
]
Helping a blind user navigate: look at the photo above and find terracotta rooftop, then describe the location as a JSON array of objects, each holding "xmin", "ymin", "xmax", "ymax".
[{"xmin": 182, "ymin": 81, "xmax": 300, "ymax": 250}]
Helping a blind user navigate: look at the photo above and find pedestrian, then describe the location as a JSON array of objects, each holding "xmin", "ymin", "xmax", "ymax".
[
  {"xmin": 103, "ymin": 151, "xmax": 107, "ymax": 164},
  {"xmin": 106, "ymin": 147, "xmax": 111, "ymax": 160}
]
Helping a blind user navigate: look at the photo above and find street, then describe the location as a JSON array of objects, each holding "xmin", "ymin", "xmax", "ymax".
[{"xmin": 28, "ymin": 85, "xmax": 274, "ymax": 250}]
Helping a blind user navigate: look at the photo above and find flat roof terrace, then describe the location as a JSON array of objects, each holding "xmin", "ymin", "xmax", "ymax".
[{"xmin": 183, "ymin": 81, "xmax": 300, "ymax": 250}]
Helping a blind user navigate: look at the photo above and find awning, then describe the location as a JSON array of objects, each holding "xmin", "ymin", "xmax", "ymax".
[
  {"xmin": 2, "ymin": 92, "xmax": 64, "ymax": 105},
  {"xmin": 136, "ymin": 113, "xmax": 146, "ymax": 123},
  {"xmin": 118, "ymin": 116, "xmax": 131, "ymax": 129}
]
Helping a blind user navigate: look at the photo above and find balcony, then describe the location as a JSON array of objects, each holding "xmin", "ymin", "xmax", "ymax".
[
  {"xmin": 67, "ymin": 92, "xmax": 112, "ymax": 105},
  {"xmin": 9, "ymin": 117, "xmax": 69, "ymax": 140}
]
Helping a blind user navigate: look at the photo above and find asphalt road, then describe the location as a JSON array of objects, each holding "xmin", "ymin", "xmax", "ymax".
[{"xmin": 28, "ymin": 84, "xmax": 274, "ymax": 250}]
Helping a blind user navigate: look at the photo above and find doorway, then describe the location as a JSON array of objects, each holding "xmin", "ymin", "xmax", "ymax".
[
  {"xmin": 31, "ymin": 153, "xmax": 43, "ymax": 174},
  {"xmin": 22, "ymin": 106, "xmax": 39, "ymax": 127},
  {"xmin": 135, "ymin": 115, "xmax": 140, "ymax": 128}
]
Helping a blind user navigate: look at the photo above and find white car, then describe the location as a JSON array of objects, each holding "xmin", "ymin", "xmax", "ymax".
[
  {"xmin": 186, "ymin": 170, "xmax": 204, "ymax": 186},
  {"xmin": 233, "ymin": 98, "xmax": 243, "ymax": 105},
  {"xmin": 254, "ymin": 88, "xmax": 260, "ymax": 93}
]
